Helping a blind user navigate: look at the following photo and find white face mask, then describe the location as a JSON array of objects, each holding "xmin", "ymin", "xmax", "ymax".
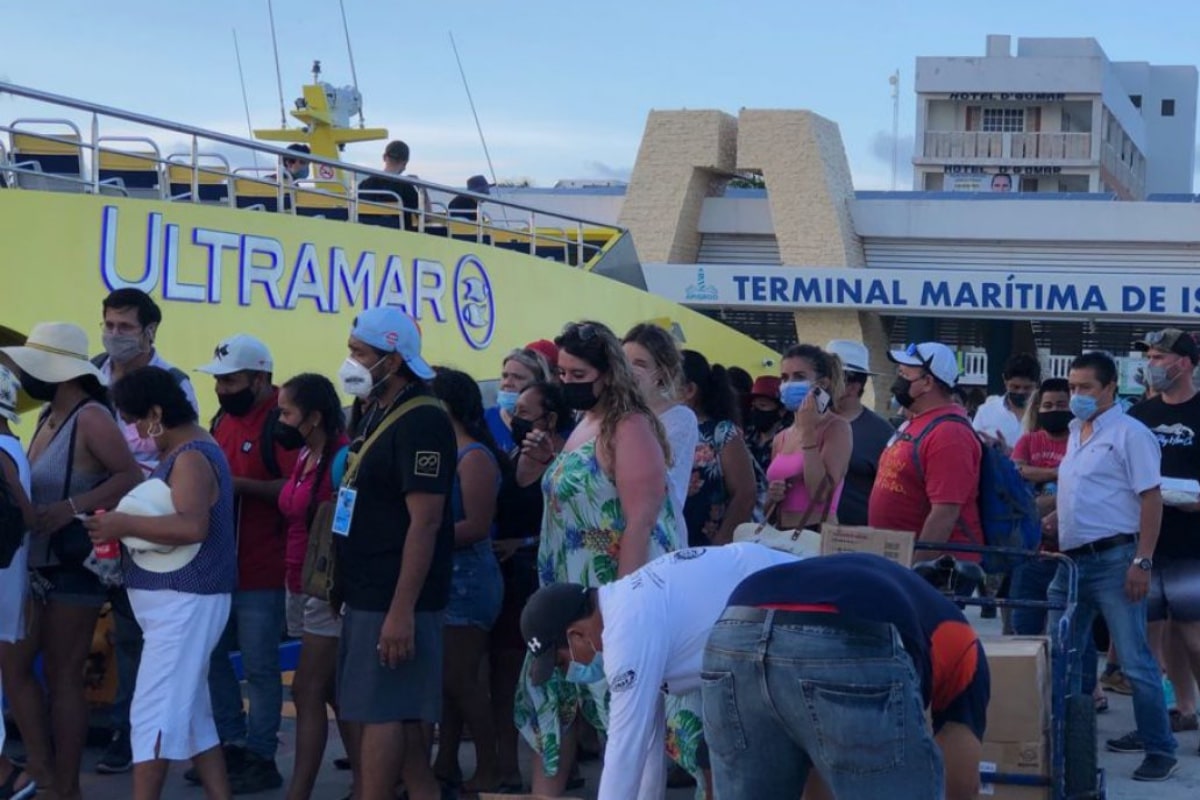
[{"xmin": 338, "ymin": 357, "xmax": 379, "ymax": 399}]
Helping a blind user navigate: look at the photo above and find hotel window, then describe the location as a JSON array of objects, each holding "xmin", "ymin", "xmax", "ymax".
[
  {"xmin": 1162, "ymin": 99, "xmax": 1176, "ymax": 116},
  {"xmin": 981, "ymin": 107, "xmax": 1025, "ymax": 132},
  {"xmin": 1130, "ymin": 94, "xmax": 1142, "ymax": 109}
]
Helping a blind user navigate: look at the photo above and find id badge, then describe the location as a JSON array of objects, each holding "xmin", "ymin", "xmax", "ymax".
[{"xmin": 332, "ymin": 486, "xmax": 357, "ymax": 537}]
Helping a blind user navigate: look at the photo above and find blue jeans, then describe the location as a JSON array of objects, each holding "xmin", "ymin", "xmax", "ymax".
[
  {"xmin": 1010, "ymin": 558, "xmax": 1061, "ymax": 636},
  {"xmin": 701, "ymin": 609, "xmax": 943, "ymax": 800},
  {"xmin": 444, "ymin": 540, "xmax": 504, "ymax": 630},
  {"xmin": 206, "ymin": 588, "xmax": 286, "ymax": 759},
  {"xmin": 1048, "ymin": 541, "xmax": 1175, "ymax": 757}
]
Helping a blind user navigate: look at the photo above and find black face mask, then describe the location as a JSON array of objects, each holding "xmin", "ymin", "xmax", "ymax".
[
  {"xmin": 890, "ymin": 376, "xmax": 917, "ymax": 409},
  {"xmin": 510, "ymin": 416, "xmax": 536, "ymax": 449},
  {"xmin": 274, "ymin": 420, "xmax": 306, "ymax": 451},
  {"xmin": 749, "ymin": 407, "xmax": 781, "ymax": 433},
  {"xmin": 20, "ymin": 371, "xmax": 57, "ymax": 403},
  {"xmin": 562, "ymin": 381, "xmax": 599, "ymax": 412},
  {"xmin": 1039, "ymin": 410, "xmax": 1072, "ymax": 435},
  {"xmin": 217, "ymin": 386, "xmax": 257, "ymax": 417},
  {"xmin": 1007, "ymin": 391, "xmax": 1030, "ymax": 409}
]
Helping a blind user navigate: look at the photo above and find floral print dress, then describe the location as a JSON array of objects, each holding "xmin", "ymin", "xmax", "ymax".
[{"xmin": 515, "ymin": 436, "xmax": 705, "ymax": 784}]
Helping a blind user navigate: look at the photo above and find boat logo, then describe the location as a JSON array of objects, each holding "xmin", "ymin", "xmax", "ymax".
[
  {"xmin": 685, "ymin": 268, "xmax": 718, "ymax": 302},
  {"xmin": 453, "ymin": 255, "xmax": 495, "ymax": 351}
]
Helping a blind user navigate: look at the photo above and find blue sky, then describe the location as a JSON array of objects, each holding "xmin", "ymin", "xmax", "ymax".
[{"xmin": 3, "ymin": 0, "xmax": 1198, "ymax": 189}]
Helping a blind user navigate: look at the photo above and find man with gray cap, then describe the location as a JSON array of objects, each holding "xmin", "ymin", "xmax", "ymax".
[
  {"xmin": 826, "ymin": 340, "xmax": 894, "ymax": 526},
  {"xmin": 869, "ymin": 342, "xmax": 983, "ymax": 560},
  {"xmin": 522, "ymin": 543, "xmax": 798, "ymax": 800},
  {"xmin": 334, "ymin": 307, "xmax": 456, "ymax": 800}
]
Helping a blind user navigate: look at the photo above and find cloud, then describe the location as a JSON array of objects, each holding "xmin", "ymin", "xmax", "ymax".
[
  {"xmin": 869, "ymin": 130, "xmax": 915, "ymax": 166},
  {"xmin": 584, "ymin": 161, "xmax": 632, "ymax": 181}
]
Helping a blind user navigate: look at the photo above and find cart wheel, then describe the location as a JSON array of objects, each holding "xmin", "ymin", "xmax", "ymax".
[{"xmin": 1065, "ymin": 693, "xmax": 1099, "ymax": 797}]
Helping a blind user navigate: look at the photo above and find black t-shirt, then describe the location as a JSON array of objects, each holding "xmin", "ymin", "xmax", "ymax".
[
  {"xmin": 1128, "ymin": 393, "xmax": 1200, "ymax": 559},
  {"xmin": 728, "ymin": 553, "xmax": 990, "ymax": 739},
  {"xmin": 494, "ymin": 451, "xmax": 544, "ymax": 542},
  {"xmin": 841, "ymin": 407, "xmax": 897, "ymax": 526},
  {"xmin": 336, "ymin": 386, "xmax": 457, "ymax": 612},
  {"xmin": 359, "ymin": 175, "xmax": 420, "ymax": 230}
]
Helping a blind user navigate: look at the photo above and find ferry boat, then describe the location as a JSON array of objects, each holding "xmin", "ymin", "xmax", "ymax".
[{"xmin": 0, "ymin": 74, "xmax": 777, "ymax": 421}]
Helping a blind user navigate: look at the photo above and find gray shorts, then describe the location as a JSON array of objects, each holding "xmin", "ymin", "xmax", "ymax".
[
  {"xmin": 1147, "ymin": 558, "xmax": 1200, "ymax": 623},
  {"xmin": 337, "ymin": 607, "xmax": 443, "ymax": 724}
]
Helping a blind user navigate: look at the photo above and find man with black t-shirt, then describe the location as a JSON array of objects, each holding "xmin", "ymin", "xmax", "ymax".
[
  {"xmin": 359, "ymin": 140, "xmax": 421, "ymax": 230},
  {"xmin": 1129, "ymin": 329, "xmax": 1200, "ymax": 737},
  {"xmin": 333, "ymin": 307, "xmax": 456, "ymax": 800}
]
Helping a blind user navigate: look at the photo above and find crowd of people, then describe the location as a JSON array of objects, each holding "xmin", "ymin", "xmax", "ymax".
[{"xmin": 0, "ymin": 282, "xmax": 1197, "ymax": 799}]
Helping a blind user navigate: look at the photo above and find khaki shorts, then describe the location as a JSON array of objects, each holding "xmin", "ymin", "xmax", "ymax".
[{"xmin": 285, "ymin": 590, "xmax": 342, "ymax": 638}]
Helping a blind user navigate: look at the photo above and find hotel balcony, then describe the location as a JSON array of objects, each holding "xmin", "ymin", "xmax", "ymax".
[{"xmin": 920, "ymin": 131, "xmax": 1093, "ymax": 162}]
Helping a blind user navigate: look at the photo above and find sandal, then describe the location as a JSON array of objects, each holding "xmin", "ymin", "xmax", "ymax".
[
  {"xmin": 0, "ymin": 766, "xmax": 37, "ymax": 800},
  {"xmin": 1094, "ymin": 694, "xmax": 1109, "ymax": 714}
]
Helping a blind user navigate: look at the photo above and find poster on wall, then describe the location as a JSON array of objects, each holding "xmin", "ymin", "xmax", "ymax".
[{"xmin": 944, "ymin": 172, "xmax": 1017, "ymax": 193}]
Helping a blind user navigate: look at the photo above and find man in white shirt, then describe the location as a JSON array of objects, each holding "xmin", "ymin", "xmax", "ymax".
[
  {"xmin": 1045, "ymin": 350, "xmax": 1177, "ymax": 782},
  {"xmin": 972, "ymin": 352, "xmax": 1041, "ymax": 451},
  {"xmin": 521, "ymin": 543, "xmax": 798, "ymax": 800}
]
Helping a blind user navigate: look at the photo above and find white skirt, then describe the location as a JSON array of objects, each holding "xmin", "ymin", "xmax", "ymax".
[
  {"xmin": 0, "ymin": 542, "xmax": 28, "ymax": 643},
  {"xmin": 129, "ymin": 589, "xmax": 231, "ymax": 764}
]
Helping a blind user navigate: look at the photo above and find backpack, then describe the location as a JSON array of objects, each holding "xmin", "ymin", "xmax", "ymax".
[
  {"xmin": 91, "ymin": 353, "xmax": 190, "ymax": 389},
  {"xmin": 904, "ymin": 413, "xmax": 1040, "ymax": 573},
  {"xmin": 210, "ymin": 406, "xmax": 283, "ymax": 480}
]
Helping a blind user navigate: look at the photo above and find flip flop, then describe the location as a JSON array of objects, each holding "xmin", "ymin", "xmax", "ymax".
[
  {"xmin": 1095, "ymin": 694, "xmax": 1109, "ymax": 714},
  {"xmin": 0, "ymin": 766, "xmax": 36, "ymax": 800}
]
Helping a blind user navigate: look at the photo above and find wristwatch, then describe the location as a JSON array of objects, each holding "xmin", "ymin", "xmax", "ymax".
[{"xmin": 1133, "ymin": 557, "xmax": 1153, "ymax": 571}]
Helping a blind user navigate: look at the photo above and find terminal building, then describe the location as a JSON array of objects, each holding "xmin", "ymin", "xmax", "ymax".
[{"xmin": 499, "ymin": 36, "xmax": 1200, "ymax": 401}]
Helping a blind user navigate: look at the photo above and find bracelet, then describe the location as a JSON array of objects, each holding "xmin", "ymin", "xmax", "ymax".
[{"xmin": 67, "ymin": 497, "xmax": 79, "ymax": 515}]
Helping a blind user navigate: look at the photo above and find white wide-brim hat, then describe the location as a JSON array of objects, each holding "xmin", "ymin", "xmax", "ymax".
[
  {"xmin": 0, "ymin": 322, "xmax": 105, "ymax": 385},
  {"xmin": 115, "ymin": 478, "xmax": 202, "ymax": 573}
]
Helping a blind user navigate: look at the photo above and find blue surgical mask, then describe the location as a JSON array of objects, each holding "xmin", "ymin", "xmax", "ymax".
[
  {"xmin": 565, "ymin": 640, "xmax": 605, "ymax": 685},
  {"xmin": 496, "ymin": 389, "xmax": 520, "ymax": 415},
  {"xmin": 779, "ymin": 380, "xmax": 811, "ymax": 412},
  {"xmin": 1069, "ymin": 393, "xmax": 1099, "ymax": 421}
]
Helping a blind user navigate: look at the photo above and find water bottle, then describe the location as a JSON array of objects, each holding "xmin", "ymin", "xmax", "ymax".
[
  {"xmin": 1163, "ymin": 676, "xmax": 1177, "ymax": 709},
  {"xmin": 1043, "ymin": 482, "xmax": 1057, "ymax": 497}
]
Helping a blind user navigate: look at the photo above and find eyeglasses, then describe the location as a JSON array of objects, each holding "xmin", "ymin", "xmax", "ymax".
[
  {"xmin": 562, "ymin": 322, "xmax": 597, "ymax": 342},
  {"xmin": 100, "ymin": 322, "xmax": 143, "ymax": 336}
]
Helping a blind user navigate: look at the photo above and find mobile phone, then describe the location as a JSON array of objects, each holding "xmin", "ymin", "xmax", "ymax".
[{"xmin": 813, "ymin": 386, "xmax": 831, "ymax": 414}]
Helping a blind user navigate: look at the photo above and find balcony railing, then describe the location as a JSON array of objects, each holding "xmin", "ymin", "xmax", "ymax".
[
  {"xmin": 1101, "ymin": 140, "xmax": 1145, "ymax": 200},
  {"xmin": 922, "ymin": 131, "xmax": 1093, "ymax": 161}
]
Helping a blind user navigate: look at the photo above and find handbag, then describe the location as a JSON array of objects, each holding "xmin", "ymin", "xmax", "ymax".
[
  {"xmin": 48, "ymin": 409, "xmax": 94, "ymax": 567},
  {"xmin": 733, "ymin": 474, "xmax": 834, "ymax": 557}
]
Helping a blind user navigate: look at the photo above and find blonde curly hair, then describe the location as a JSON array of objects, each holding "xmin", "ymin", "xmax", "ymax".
[{"xmin": 556, "ymin": 320, "xmax": 672, "ymax": 470}]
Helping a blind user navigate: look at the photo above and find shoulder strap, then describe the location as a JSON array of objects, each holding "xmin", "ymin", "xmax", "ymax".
[
  {"xmin": 167, "ymin": 367, "xmax": 189, "ymax": 386},
  {"xmin": 260, "ymin": 407, "xmax": 283, "ymax": 479},
  {"xmin": 907, "ymin": 413, "xmax": 975, "ymax": 484},
  {"xmin": 343, "ymin": 395, "xmax": 441, "ymax": 488},
  {"xmin": 91, "ymin": 353, "xmax": 109, "ymax": 369}
]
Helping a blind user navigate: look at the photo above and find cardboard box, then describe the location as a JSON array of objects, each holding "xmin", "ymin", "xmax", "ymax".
[
  {"xmin": 981, "ymin": 740, "xmax": 1048, "ymax": 776},
  {"xmin": 978, "ymin": 781, "xmax": 1050, "ymax": 799},
  {"xmin": 979, "ymin": 636, "xmax": 1051, "ymax": 744},
  {"xmin": 819, "ymin": 523, "xmax": 916, "ymax": 566}
]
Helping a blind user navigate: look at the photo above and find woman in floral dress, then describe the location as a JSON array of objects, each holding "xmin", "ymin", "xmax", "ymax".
[{"xmin": 514, "ymin": 320, "xmax": 684, "ymax": 797}]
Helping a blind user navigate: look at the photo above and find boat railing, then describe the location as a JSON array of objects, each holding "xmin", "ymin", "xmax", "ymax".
[{"xmin": 0, "ymin": 80, "xmax": 623, "ymax": 268}]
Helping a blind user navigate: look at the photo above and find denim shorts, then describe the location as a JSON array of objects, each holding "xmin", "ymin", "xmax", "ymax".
[{"xmin": 444, "ymin": 540, "xmax": 504, "ymax": 631}]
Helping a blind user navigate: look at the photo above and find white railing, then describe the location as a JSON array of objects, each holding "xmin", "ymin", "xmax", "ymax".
[
  {"xmin": 922, "ymin": 131, "xmax": 1092, "ymax": 161},
  {"xmin": 958, "ymin": 350, "xmax": 989, "ymax": 386},
  {"xmin": 1039, "ymin": 354, "xmax": 1074, "ymax": 379},
  {"xmin": 1101, "ymin": 140, "xmax": 1146, "ymax": 200}
]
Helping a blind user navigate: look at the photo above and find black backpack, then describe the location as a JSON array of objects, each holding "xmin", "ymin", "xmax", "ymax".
[
  {"xmin": 210, "ymin": 406, "xmax": 284, "ymax": 480},
  {"xmin": 91, "ymin": 354, "xmax": 190, "ymax": 388}
]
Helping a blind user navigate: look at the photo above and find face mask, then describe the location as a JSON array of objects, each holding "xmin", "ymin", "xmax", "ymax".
[
  {"xmin": 1146, "ymin": 363, "xmax": 1183, "ymax": 392},
  {"xmin": 19, "ymin": 371, "xmax": 57, "ymax": 402},
  {"xmin": 274, "ymin": 420, "xmax": 306, "ymax": 451},
  {"xmin": 562, "ymin": 381, "xmax": 599, "ymax": 412},
  {"xmin": 1069, "ymin": 393, "xmax": 1099, "ymax": 421},
  {"xmin": 217, "ymin": 386, "xmax": 257, "ymax": 417},
  {"xmin": 749, "ymin": 407, "xmax": 781, "ymax": 432},
  {"xmin": 565, "ymin": 639, "xmax": 605, "ymax": 685},
  {"xmin": 338, "ymin": 357, "xmax": 384, "ymax": 399},
  {"xmin": 890, "ymin": 376, "xmax": 917, "ymax": 409},
  {"xmin": 292, "ymin": 164, "xmax": 310, "ymax": 180},
  {"xmin": 496, "ymin": 389, "xmax": 520, "ymax": 415},
  {"xmin": 1039, "ymin": 410, "xmax": 1072, "ymax": 435},
  {"xmin": 1007, "ymin": 392, "xmax": 1030, "ymax": 410},
  {"xmin": 779, "ymin": 381, "xmax": 810, "ymax": 412},
  {"xmin": 510, "ymin": 416, "xmax": 536, "ymax": 449},
  {"xmin": 102, "ymin": 332, "xmax": 146, "ymax": 364}
]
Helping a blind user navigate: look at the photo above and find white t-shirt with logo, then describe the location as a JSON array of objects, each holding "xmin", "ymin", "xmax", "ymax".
[{"xmin": 596, "ymin": 542, "xmax": 799, "ymax": 800}]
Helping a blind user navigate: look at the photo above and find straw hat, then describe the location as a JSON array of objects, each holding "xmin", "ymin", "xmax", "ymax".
[
  {"xmin": 116, "ymin": 479, "xmax": 202, "ymax": 573},
  {"xmin": 0, "ymin": 322, "xmax": 105, "ymax": 385}
]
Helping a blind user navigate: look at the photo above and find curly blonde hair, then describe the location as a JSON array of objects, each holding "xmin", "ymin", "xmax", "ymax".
[{"xmin": 556, "ymin": 320, "xmax": 672, "ymax": 470}]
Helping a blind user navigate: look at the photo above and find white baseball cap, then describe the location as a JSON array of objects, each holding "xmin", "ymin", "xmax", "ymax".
[
  {"xmin": 117, "ymin": 479, "xmax": 202, "ymax": 573},
  {"xmin": 350, "ymin": 307, "xmax": 435, "ymax": 381},
  {"xmin": 825, "ymin": 340, "xmax": 877, "ymax": 376},
  {"xmin": 195, "ymin": 334, "xmax": 274, "ymax": 376},
  {"xmin": 887, "ymin": 342, "xmax": 960, "ymax": 387}
]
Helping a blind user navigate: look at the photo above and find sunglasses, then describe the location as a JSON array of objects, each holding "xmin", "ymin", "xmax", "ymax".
[{"xmin": 561, "ymin": 322, "xmax": 598, "ymax": 342}]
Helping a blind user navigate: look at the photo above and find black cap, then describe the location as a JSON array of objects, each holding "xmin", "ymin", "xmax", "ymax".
[
  {"xmin": 1134, "ymin": 329, "xmax": 1200, "ymax": 365},
  {"xmin": 520, "ymin": 582, "xmax": 591, "ymax": 686}
]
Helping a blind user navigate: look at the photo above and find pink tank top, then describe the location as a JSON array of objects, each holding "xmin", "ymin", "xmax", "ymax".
[{"xmin": 765, "ymin": 451, "xmax": 844, "ymax": 517}]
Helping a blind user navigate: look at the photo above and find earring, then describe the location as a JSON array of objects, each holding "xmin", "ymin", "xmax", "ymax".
[{"xmin": 147, "ymin": 420, "xmax": 165, "ymax": 438}]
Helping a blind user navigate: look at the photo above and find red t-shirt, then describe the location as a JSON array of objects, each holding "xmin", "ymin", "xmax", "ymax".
[
  {"xmin": 868, "ymin": 405, "xmax": 983, "ymax": 556},
  {"xmin": 1012, "ymin": 429, "xmax": 1068, "ymax": 470},
  {"xmin": 211, "ymin": 389, "xmax": 300, "ymax": 591},
  {"xmin": 278, "ymin": 437, "xmax": 349, "ymax": 593}
]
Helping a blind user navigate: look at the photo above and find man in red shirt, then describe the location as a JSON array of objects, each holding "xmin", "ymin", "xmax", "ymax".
[
  {"xmin": 193, "ymin": 334, "xmax": 299, "ymax": 793},
  {"xmin": 869, "ymin": 342, "xmax": 983, "ymax": 560}
]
